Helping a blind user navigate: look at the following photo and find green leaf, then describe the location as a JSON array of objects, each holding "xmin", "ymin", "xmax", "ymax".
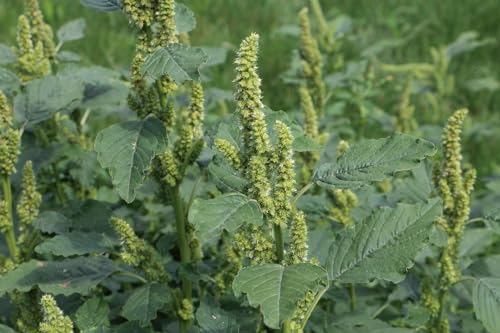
[
  {"xmin": 485, "ymin": 208, "xmax": 500, "ymax": 235},
  {"xmin": 0, "ymin": 256, "xmax": 119, "ymax": 296},
  {"xmin": 0, "ymin": 43, "xmax": 16, "ymax": 64},
  {"xmin": 232, "ymin": 263, "xmax": 328, "ymax": 329},
  {"xmin": 121, "ymin": 283, "xmax": 171, "ymax": 327},
  {"xmin": 208, "ymin": 162, "xmax": 247, "ymax": 193},
  {"xmin": 327, "ymin": 198, "xmax": 442, "ymax": 283},
  {"xmin": 14, "ymin": 74, "xmax": 84, "ymax": 127},
  {"xmin": 188, "ymin": 193, "xmax": 264, "ymax": 242},
  {"xmin": 196, "ymin": 298, "xmax": 239, "ymax": 333},
  {"xmin": 57, "ymin": 18, "xmax": 86, "ymax": 43},
  {"xmin": 473, "ymin": 278, "xmax": 500, "ymax": 333},
  {"xmin": 95, "ymin": 116, "xmax": 168, "ymax": 203},
  {"xmin": 0, "ymin": 324, "xmax": 16, "ymax": 333},
  {"xmin": 34, "ymin": 211, "xmax": 70, "ymax": 234},
  {"xmin": 141, "ymin": 44, "xmax": 208, "ymax": 84},
  {"xmin": 314, "ymin": 133, "xmax": 436, "ymax": 189},
  {"xmin": 35, "ymin": 232, "xmax": 116, "ymax": 256},
  {"xmin": 201, "ymin": 47, "xmax": 228, "ymax": 67},
  {"xmin": 0, "ymin": 68, "xmax": 21, "ymax": 94},
  {"xmin": 80, "ymin": 0, "xmax": 121, "ymax": 12},
  {"xmin": 175, "ymin": 3, "xmax": 196, "ymax": 33},
  {"xmin": 75, "ymin": 297, "xmax": 110, "ymax": 333}
]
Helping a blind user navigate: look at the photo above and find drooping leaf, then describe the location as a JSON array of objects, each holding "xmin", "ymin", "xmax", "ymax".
[
  {"xmin": 75, "ymin": 297, "xmax": 110, "ymax": 333},
  {"xmin": 314, "ymin": 133, "xmax": 436, "ymax": 189},
  {"xmin": 188, "ymin": 193, "xmax": 264, "ymax": 242},
  {"xmin": 327, "ymin": 198, "xmax": 442, "ymax": 283},
  {"xmin": 14, "ymin": 74, "xmax": 84, "ymax": 127},
  {"xmin": 473, "ymin": 278, "xmax": 500, "ymax": 333},
  {"xmin": 196, "ymin": 298, "xmax": 240, "ymax": 333},
  {"xmin": 35, "ymin": 232, "xmax": 116, "ymax": 256},
  {"xmin": 232, "ymin": 263, "xmax": 328, "ymax": 329},
  {"xmin": 57, "ymin": 18, "xmax": 86, "ymax": 43},
  {"xmin": 80, "ymin": 0, "xmax": 122, "ymax": 11},
  {"xmin": 121, "ymin": 283, "xmax": 171, "ymax": 327},
  {"xmin": 141, "ymin": 44, "xmax": 208, "ymax": 84},
  {"xmin": 0, "ymin": 43, "xmax": 16, "ymax": 64},
  {"xmin": 175, "ymin": 3, "xmax": 196, "ymax": 33},
  {"xmin": 95, "ymin": 116, "xmax": 168, "ymax": 203},
  {"xmin": 0, "ymin": 256, "xmax": 119, "ymax": 296}
]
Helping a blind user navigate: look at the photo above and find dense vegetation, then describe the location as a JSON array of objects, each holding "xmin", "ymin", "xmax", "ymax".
[{"xmin": 0, "ymin": 1, "xmax": 499, "ymax": 332}]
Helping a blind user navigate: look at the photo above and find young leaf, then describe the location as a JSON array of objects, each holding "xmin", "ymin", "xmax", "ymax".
[
  {"xmin": 327, "ymin": 198, "xmax": 442, "ymax": 283},
  {"xmin": 188, "ymin": 193, "xmax": 264, "ymax": 242},
  {"xmin": 473, "ymin": 278, "xmax": 500, "ymax": 333},
  {"xmin": 14, "ymin": 74, "xmax": 84, "ymax": 127},
  {"xmin": 75, "ymin": 297, "xmax": 110, "ymax": 333},
  {"xmin": 196, "ymin": 298, "xmax": 239, "ymax": 333},
  {"xmin": 0, "ymin": 43, "xmax": 16, "ymax": 64},
  {"xmin": 0, "ymin": 256, "xmax": 119, "ymax": 296},
  {"xmin": 121, "ymin": 283, "xmax": 171, "ymax": 327},
  {"xmin": 141, "ymin": 44, "xmax": 208, "ymax": 84},
  {"xmin": 314, "ymin": 133, "xmax": 436, "ymax": 189},
  {"xmin": 175, "ymin": 3, "xmax": 196, "ymax": 33},
  {"xmin": 80, "ymin": 0, "xmax": 121, "ymax": 12},
  {"xmin": 35, "ymin": 232, "xmax": 116, "ymax": 256},
  {"xmin": 57, "ymin": 18, "xmax": 86, "ymax": 43},
  {"xmin": 95, "ymin": 115, "xmax": 168, "ymax": 203},
  {"xmin": 232, "ymin": 263, "xmax": 328, "ymax": 329}
]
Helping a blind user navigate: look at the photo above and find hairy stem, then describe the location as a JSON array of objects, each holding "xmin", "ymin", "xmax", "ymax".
[
  {"xmin": 1, "ymin": 174, "xmax": 18, "ymax": 259},
  {"xmin": 273, "ymin": 223, "xmax": 285, "ymax": 263},
  {"xmin": 292, "ymin": 182, "xmax": 313, "ymax": 206},
  {"xmin": 172, "ymin": 186, "xmax": 192, "ymax": 331}
]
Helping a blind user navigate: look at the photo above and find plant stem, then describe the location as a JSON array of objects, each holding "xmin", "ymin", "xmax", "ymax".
[
  {"xmin": 292, "ymin": 182, "xmax": 313, "ymax": 206},
  {"xmin": 299, "ymin": 284, "xmax": 328, "ymax": 330},
  {"xmin": 1, "ymin": 174, "xmax": 18, "ymax": 259},
  {"xmin": 349, "ymin": 283, "xmax": 356, "ymax": 311},
  {"xmin": 273, "ymin": 223, "xmax": 285, "ymax": 263},
  {"xmin": 172, "ymin": 186, "xmax": 192, "ymax": 331}
]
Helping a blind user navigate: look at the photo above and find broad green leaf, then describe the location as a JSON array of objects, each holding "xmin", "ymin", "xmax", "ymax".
[
  {"xmin": 196, "ymin": 298, "xmax": 239, "ymax": 333},
  {"xmin": 121, "ymin": 283, "xmax": 171, "ymax": 326},
  {"xmin": 141, "ymin": 44, "xmax": 208, "ymax": 84},
  {"xmin": 327, "ymin": 198, "xmax": 442, "ymax": 283},
  {"xmin": 0, "ymin": 68, "xmax": 21, "ymax": 94},
  {"xmin": 188, "ymin": 193, "xmax": 264, "ymax": 242},
  {"xmin": 485, "ymin": 208, "xmax": 500, "ymax": 235},
  {"xmin": 0, "ymin": 256, "xmax": 119, "ymax": 296},
  {"xmin": 175, "ymin": 3, "xmax": 196, "ymax": 33},
  {"xmin": 114, "ymin": 322, "xmax": 153, "ymax": 333},
  {"xmin": 0, "ymin": 324, "xmax": 16, "ymax": 333},
  {"xmin": 0, "ymin": 44, "xmax": 16, "ymax": 64},
  {"xmin": 328, "ymin": 313, "xmax": 414, "ymax": 333},
  {"xmin": 208, "ymin": 162, "xmax": 247, "ymax": 193},
  {"xmin": 33, "ymin": 211, "xmax": 70, "ymax": 234},
  {"xmin": 473, "ymin": 278, "xmax": 500, "ymax": 333},
  {"xmin": 232, "ymin": 263, "xmax": 328, "ymax": 329},
  {"xmin": 57, "ymin": 18, "xmax": 86, "ymax": 43},
  {"xmin": 14, "ymin": 74, "xmax": 84, "ymax": 126},
  {"xmin": 35, "ymin": 232, "xmax": 116, "ymax": 256},
  {"xmin": 80, "ymin": 0, "xmax": 121, "ymax": 11},
  {"xmin": 469, "ymin": 255, "xmax": 500, "ymax": 278},
  {"xmin": 387, "ymin": 163, "xmax": 432, "ymax": 204},
  {"xmin": 75, "ymin": 297, "xmax": 110, "ymax": 333},
  {"xmin": 314, "ymin": 133, "xmax": 436, "ymax": 189},
  {"xmin": 95, "ymin": 116, "xmax": 168, "ymax": 203},
  {"xmin": 201, "ymin": 47, "xmax": 228, "ymax": 67}
]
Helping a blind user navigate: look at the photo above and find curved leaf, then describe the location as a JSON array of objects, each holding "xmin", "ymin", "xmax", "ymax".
[
  {"xmin": 141, "ymin": 44, "xmax": 208, "ymax": 84},
  {"xmin": 121, "ymin": 283, "xmax": 171, "ymax": 327},
  {"xmin": 75, "ymin": 297, "xmax": 110, "ymax": 332},
  {"xmin": 57, "ymin": 18, "xmax": 86, "ymax": 43},
  {"xmin": 175, "ymin": 3, "xmax": 196, "ymax": 33},
  {"xmin": 327, "ymin": 198, "xmax": 442, "ymax": 283},
  {"xmin": 95, "ymin": 116, "xmax": 167, "ymax": 203},
  {"xmin": 473, "ymin": 278, "xmax": 500, "ymax": 333},
  {"xmin": 233, "ymin": 263, "xmax": 328, "ymax": 329},
  {"xmin": 314, "ymin": 133, "xmax": 436, "ymax": 189}
]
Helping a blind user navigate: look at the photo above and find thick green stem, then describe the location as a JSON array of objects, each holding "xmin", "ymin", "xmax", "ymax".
[
  {"xmin": 1, "ymin": 174, "xmax": 18, "ymax": 259},
  {"xmin": 273, "ymin": 223, "xmax": 285, "ymax": 263},
  {"xmin": 172, "ymin": 186, "xmax": 192, "ymax": 331},
  {"xmin": 349, "ymin": 283, "xmax": 356, "ymax": 311}
]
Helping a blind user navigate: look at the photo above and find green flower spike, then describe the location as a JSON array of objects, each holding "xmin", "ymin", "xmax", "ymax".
[
  {"xmin": 187, "ymin": 82, "xmax": 205, "ymax": 140},
  {"xmin": 24, "ymin": 0, "xmax": 56, "ymax": 60},
  {"xmin": 122, "ymin": 0, "xmax": 154, "ymax": 30},
  {"xmin": 39, "ymin": 294, "xmax": 74, "ymax": 333},
  {"xmin": 155, "ymin": 0, "xmax": 178, "ymax": 46},
  {"xmin": 111, "ymin": 217, "xmax": 169, "ymax": 283},
  {"xmin": 273, "ymin": 121, "xmax": 296, "ymax": 226},
  {"xmin": 287, "ymin": 210, "xmax": 309, "ymax": 265},
  {"xmin": 234, "ymin": 225, "xmax": 275, "ymax": 264},
  {"xmin": 214, "ymin": 139, "xmax": 242, "ymax": 171},
  {"xmin": 16, "ymin": 15, "xmax": 50, "ymax": 82},
  {"xmin": 247, "ymin": 155, "xmax": 275, "ymax": 219},
  {"xmin": 17, "ymin": 161, "xmax": 42, "ymax": 230},
  {"xmin": 0, "ymin": 91, "xmax": 20, "ymax": 176},
  {"xmin": 299, "ymin": 86, "xmax": 319, "ymax": 139},
  {"xmin": 234, "ymin": 33, "xmax": 271, "ymax": 161}
]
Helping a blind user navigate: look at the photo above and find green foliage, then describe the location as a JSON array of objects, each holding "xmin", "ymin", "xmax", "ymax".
[
  {"xmin": 473, "ymin": 278, "xmax": 500, "ymax": 333},
  {"xmin": 121, "ymin": 283, "xmax": 171, "ymax": 326},
  {"xmin": 75, "ymin": 297, "xmax": 110, "ymax": 333}
]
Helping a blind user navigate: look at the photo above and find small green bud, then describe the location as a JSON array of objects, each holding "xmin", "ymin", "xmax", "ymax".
[
  {"xmin": 178, "ymin": 298, "xmax": 194, "ymax": 321},
  {"xmin": 162, "ymin": 149, "xmax": 181, "ymax": 188}
]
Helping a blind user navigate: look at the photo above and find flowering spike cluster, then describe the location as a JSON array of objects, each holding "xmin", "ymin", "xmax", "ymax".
[
  {"xmin": 395, "ymin": 80, "xmax": 417, "ymax": 133},
  {"xmin": 214, "ymin": 139, "xmax": 242, "ymax": 170},
  {"xmin": 329, "ymin": 189, "xmax": 358, "ymax": 226},
  {"xmin": 0, "ymin": 91, "xmax": 20, "ymax": 176},
  {"xmin": 17, "ymin": 161, "xmax": 42, "ymax": 230},
  {"xmin": 247, "ymin": 156, "xmax": 275, "ymax": 218},
  {"xmin": 155, "ymin": 0, "xmax": 178, "ymax": 46},
  {"xmin": 39, "ymin": 295, "xmax": 74, "ymax": 333},
  {"xmin": 290, "ymin": 290, "xmax": 315, "ymax": 330},
  {"xmin": 111, "ymin": 217, "xmax": 169, "ymax": 283},
  {"xmin": 16, "ymin": 14, "xmax": 51, "ymax": 82},
  {"xmin": 299, "ymin": 86, "xmax": 318, "ymax": 138},
  {"xmin": 187, "ymin": 82, "xmax": 204, "ymax": 139},
  {"xmin": 272, "ymin": 121, "xmax": 296, "ymax": 226},
  {"xmin": 234, "ymin": 33, "xmax": 271, "ymax": 160},
  {"xmin": 178, "ymin": 298, "xmax": 194, "ymax": 321},
  {"xmin": 287, "ymin": 210, "xmax": 309, "ymax": 265},
  {"xmin": 122, "ymin": 0, "xmax": 155, "ymax": 30},
  {"xmin": 23, "ymin": 0, "xmax": 56, "ymax": 60},
  {"xmin": 12, "ymin": 290, "xmax": 43, "ymax": 333},
  {"xmin": 298, "ymin": 7, "xmax": 326, "ymax": 113},
  {"xmin": 233, "ymin": 225, "xmax": 276, "ymax": 265},
  {"xmin": 0, "ymin": 200, "xmax": 9, "ymax": 235}
]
